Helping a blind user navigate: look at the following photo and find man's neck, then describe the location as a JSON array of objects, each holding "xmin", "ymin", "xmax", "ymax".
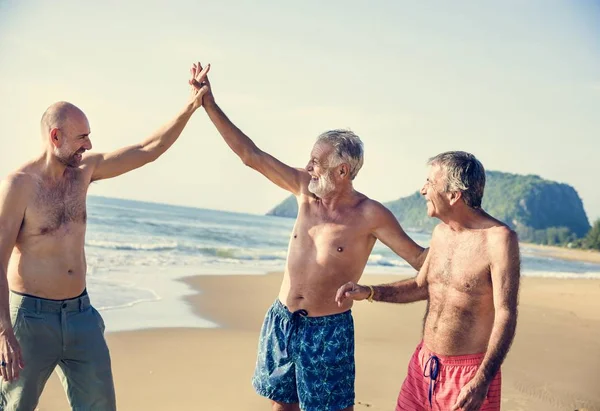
[
  {"xmin": 38, "ymin": 152, "xmax": 68, "ymax": 181},
  {"xmin": 317, "ymin": 184, "xmax": 357, "ymax": 211},
  {"xmin": 441, "ymin": 206, "xmax": 485, "ymax": 232}
]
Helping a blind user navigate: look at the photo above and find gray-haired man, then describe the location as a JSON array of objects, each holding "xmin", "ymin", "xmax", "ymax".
[
  {"xmin": 190, "ymin": 63, "xmax": 428, "ymax": 411},
  {"xmin": 337, "ymin": 152, "xmax": 520, "ymax": 411}
]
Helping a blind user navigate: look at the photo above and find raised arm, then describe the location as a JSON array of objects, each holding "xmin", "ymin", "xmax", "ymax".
[
  {"xmin": 191, "ymin": 63, "xmax": 308, "ymax": 196},
  {"xmin": 0, "ymin": 174, "xmax": 28, "ymax": 382},
  {"xmin": 452, "ymin": 227, "xmax": 520, "ymax": 411},
  {"xmin": 88, "ymin": 64, "xmax": 211, "ymax": 182}
]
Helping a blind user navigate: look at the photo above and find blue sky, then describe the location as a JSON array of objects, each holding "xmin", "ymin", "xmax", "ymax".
[{"xmin": 1, "ymin": 0, "xmax": 599, "ymax": 221}]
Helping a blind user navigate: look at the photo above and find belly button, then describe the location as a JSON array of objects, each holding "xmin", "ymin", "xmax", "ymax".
[{"xmin": 337, "ymin": 247, "xmax": 343, "ymax": 252}]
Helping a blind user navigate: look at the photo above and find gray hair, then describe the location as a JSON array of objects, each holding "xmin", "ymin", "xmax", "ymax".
[
  {"xmin": 428, "ymin": 151, "xmax": 485, "ymax": 208},
  {"xmin": 316, "ymin": 129, "xmax": 364, "ymax": 180}
]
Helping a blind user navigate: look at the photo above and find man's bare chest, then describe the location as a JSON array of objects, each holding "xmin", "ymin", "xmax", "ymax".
[
  {"xmin": 24, "ymin": 177, "xmax": 89, "ymax": 236},
  {"xmin": 292, "ymin": 211, "xmax": 373, "ymax": 257},
  {"xmin": 427, "ymin": 241, "xmax": 491, "ymax": 293}
]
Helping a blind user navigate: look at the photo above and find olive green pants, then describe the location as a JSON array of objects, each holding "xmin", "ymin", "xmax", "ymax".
[{"xmin": 0, "ymin": 291, "xmax": 116, "ymax": 411}]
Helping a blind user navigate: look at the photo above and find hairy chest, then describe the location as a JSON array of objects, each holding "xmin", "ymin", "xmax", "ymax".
[
  {"xmin": 25, "ymin": 173, "xmax": 89, "ymax": 236},
  {"xmin": 426, "ymin": 239, "xmax": 492, "ymax": 294}
]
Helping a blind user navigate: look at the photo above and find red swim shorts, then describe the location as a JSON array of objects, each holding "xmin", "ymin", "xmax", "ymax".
[{"xmin": 396, "ymin": 342, "xmax": 501, "ymax": 410}]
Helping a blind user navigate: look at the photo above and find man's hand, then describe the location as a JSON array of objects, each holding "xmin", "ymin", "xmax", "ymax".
[
  {"xmin": 451, "ymin": 377, "xmax": 490, "ymax": 411},
  {"xmin": 189, "ymin": 61, "xmax": 213, "ymax": 109},
  {"xmin": 0, "ymin": 329, "xmax": 24, "ymax": 382},
  {"xmin": 335, "ymin": 282, "xmax": 371, "ymax": 307}
]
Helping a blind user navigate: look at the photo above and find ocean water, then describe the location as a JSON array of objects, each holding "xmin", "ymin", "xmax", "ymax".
[{"xmin": 83, "ymin": 196, "xmax": 600, "ymax": 332}]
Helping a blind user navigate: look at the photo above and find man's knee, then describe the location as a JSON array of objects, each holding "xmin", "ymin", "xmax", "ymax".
[{"xmin": 271, "ymin": 400, "xmax": 301, "ymax": 411}]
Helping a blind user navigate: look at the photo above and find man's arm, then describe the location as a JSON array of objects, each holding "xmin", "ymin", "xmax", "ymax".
[
  {"xmin": 371, "ymin": 202, "xmax": 428, "ymax": 270},
  {"xmin": 204, "ymin": 102, "xmax": 308, "ymax": 195},
  {"xmin": 476, "ymin": 227, "xmax": 520, "ymax": 382},
  {"xmin": 335, "ymin": 268, "xmax": 428, "ymax": 306},
  {"xmin": 371, "ymin": 272, "xmax": 429, "ymax": 303},
  {"xmin": 0, "ymin": 174, "xmax": 28, "ymax": 381},
  {"xmin": 89, "ymin": 64, "xmax": 211, "ymax": 182},
  {"xmin": 452, "ymin": 226, "xmax": 520, "ymax": 411},
  {"xmin": 335, "ymin": 209, "xmax": 434, "ymax": 307},
  {"xmin": 191, "ymin": 63, "xmax": 308, "ymax": 196}
]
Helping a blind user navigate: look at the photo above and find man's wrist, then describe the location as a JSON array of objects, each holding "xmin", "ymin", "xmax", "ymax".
[
  {"xmin": 418, "ymin": 247, "xmax": 429, "ymax": 269},
  {"xmin": 0, "ymin": 321, "xmax": 13, "ymax": 337},
  {"xmin": 183, "ymin": 101, "xmax": 197, "ymax": 115},
  {"xmin": 473, "ymin": 370, "xmax": 492, "ymax": 386},
  {"xmin": 203, "ymin": 99, "xmax": 217, "ymax": 111},
  {"xmin": 366, "ymin": 285, "xmax": 375, "ymax": 302}
]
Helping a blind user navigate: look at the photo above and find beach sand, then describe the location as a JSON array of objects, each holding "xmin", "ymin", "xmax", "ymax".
[
  {"xmin": 523, "ymin": 243, "xmax": 600, "ymax": 265},
  {"xmin": 36, "ymin": 273, "xmax": 600, "ymax": 411}
]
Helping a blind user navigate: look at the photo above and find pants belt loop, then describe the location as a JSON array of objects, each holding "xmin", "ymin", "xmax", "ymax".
[
  {"xmin": 79, "ymin": 297, "xmax": 85, "ymax": 312},
  {"xmin": 35, "ymin": 298, "xmax": 42, "ymax": 314}
]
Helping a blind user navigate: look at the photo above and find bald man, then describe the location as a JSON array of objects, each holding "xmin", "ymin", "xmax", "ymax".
[{"xmin": 0, "ymin": 65, "xmax": 210, "ymax": 410}]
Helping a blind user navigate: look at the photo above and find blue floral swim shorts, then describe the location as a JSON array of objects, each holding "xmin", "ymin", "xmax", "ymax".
[{"xmin": 252, "ymin": 299, "xmax": 355, "ymax": 411}]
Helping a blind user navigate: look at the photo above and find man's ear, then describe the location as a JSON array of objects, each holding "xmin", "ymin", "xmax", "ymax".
[
  {"xmin": 50, "ymin": 128, "xmax": 62, "ymax": 148},
  {"xmin": 338, "ymin": 163, "xmax": 350, "ymax": 179},
  {"xmin": 449, "ymin": 190, "xmax": 462, "ymax": 206}
]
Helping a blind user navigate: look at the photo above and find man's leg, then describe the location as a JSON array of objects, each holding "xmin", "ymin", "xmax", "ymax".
[
  {"xmin": 0, "ymin": 303, "xmax": 60, "ymax": 411},
  {"xmin": 296, "ymin": 311, "xmax": 356, "ymax": 411},
  {"xmin": 396, "ymin": 343, "xmax": 429, "ymax": 411},
  {"xmin": 57, "ymin": 304, "xmax": 116, "ymax": 411},
  {"xmin": 434, "ymin": 359, "xmax": 501, "ymax": 411},
  {"xmin": 269, "ymin": 401, "xmax": 356, "ymax": 411},
  {"xmin": 252, "ymin": 301, "xmax": 299, "ymax": 407},
  {"xmin": 271, "ymin": 400, "xmax": 301, "ymax": 411}
]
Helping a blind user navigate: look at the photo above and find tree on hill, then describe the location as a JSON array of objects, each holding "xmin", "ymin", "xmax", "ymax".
[{"xmin": 583, "ymin": 219, "xmax": 600, "ymax": 250}]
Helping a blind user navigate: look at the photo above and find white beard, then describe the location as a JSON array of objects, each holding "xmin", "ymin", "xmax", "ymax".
[{"xmin": 308, "ymin": 171, "xmax": 336, "ymax": 198}]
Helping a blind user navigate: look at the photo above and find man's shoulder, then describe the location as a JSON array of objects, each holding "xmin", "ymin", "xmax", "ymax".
[
  {"xmin": 359, "ymin": 189, "xmax": 407, "ymax": 210},
  {"xmin": 81, "ymin": 151, "xmax": 104, "ymax": 167},
  {"xmin": 484, "ymin": 224, "xmax": 520, "ymax": 279},
  {"xmin": 485, "ymin": 223, "xmax": 517, "ymax": 243},
  {"xmin": 358, "ymin": 195, "xmax": 392, "ymax": 220},
  {"xmin": 485, "ymin": 224, "xmax": 519, "ymax": 263},
  {"xmin": 0, "ymin": 169, "xmax": 39, "ymax": 216},
  {"xmin": 431, "ymin": 222, "xmax": 448, "ymax": 236},
  {"xmin": 427, "ymin": 223, "xmax": 449, "ymax": 247},
  {"xmin": 1, "ymin": 168, "xmax": 38, "ymax": 193},
  {"xmin": 462, "ymin": 210, "xmax": 515, "ymax": 243},
  {"xmin": 477, "ymin": 211, "xmax": 513, "ymax": 234}
]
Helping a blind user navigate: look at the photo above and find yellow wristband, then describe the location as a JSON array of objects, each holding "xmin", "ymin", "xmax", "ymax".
[{"xmin": 366, "ymin": 285, "xmax": 375, "ymax": 303}]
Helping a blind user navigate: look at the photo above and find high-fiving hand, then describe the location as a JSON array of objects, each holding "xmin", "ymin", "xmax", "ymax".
[{"xmin": 189, "ymin": 61, "xmax": 213, "ymax": 109}]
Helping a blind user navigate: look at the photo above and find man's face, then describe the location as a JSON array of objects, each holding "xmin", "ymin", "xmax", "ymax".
[
  {"xmin": 420, "ymin": 164, "xmax": 452, "ymax": 218},
  {"xmin": 306, "ymin": 142, "xmax": 337, "ymax": 198},
  {"xmin": 54, "ymin": 115, "xmax": 92, "ymax": 168}
]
